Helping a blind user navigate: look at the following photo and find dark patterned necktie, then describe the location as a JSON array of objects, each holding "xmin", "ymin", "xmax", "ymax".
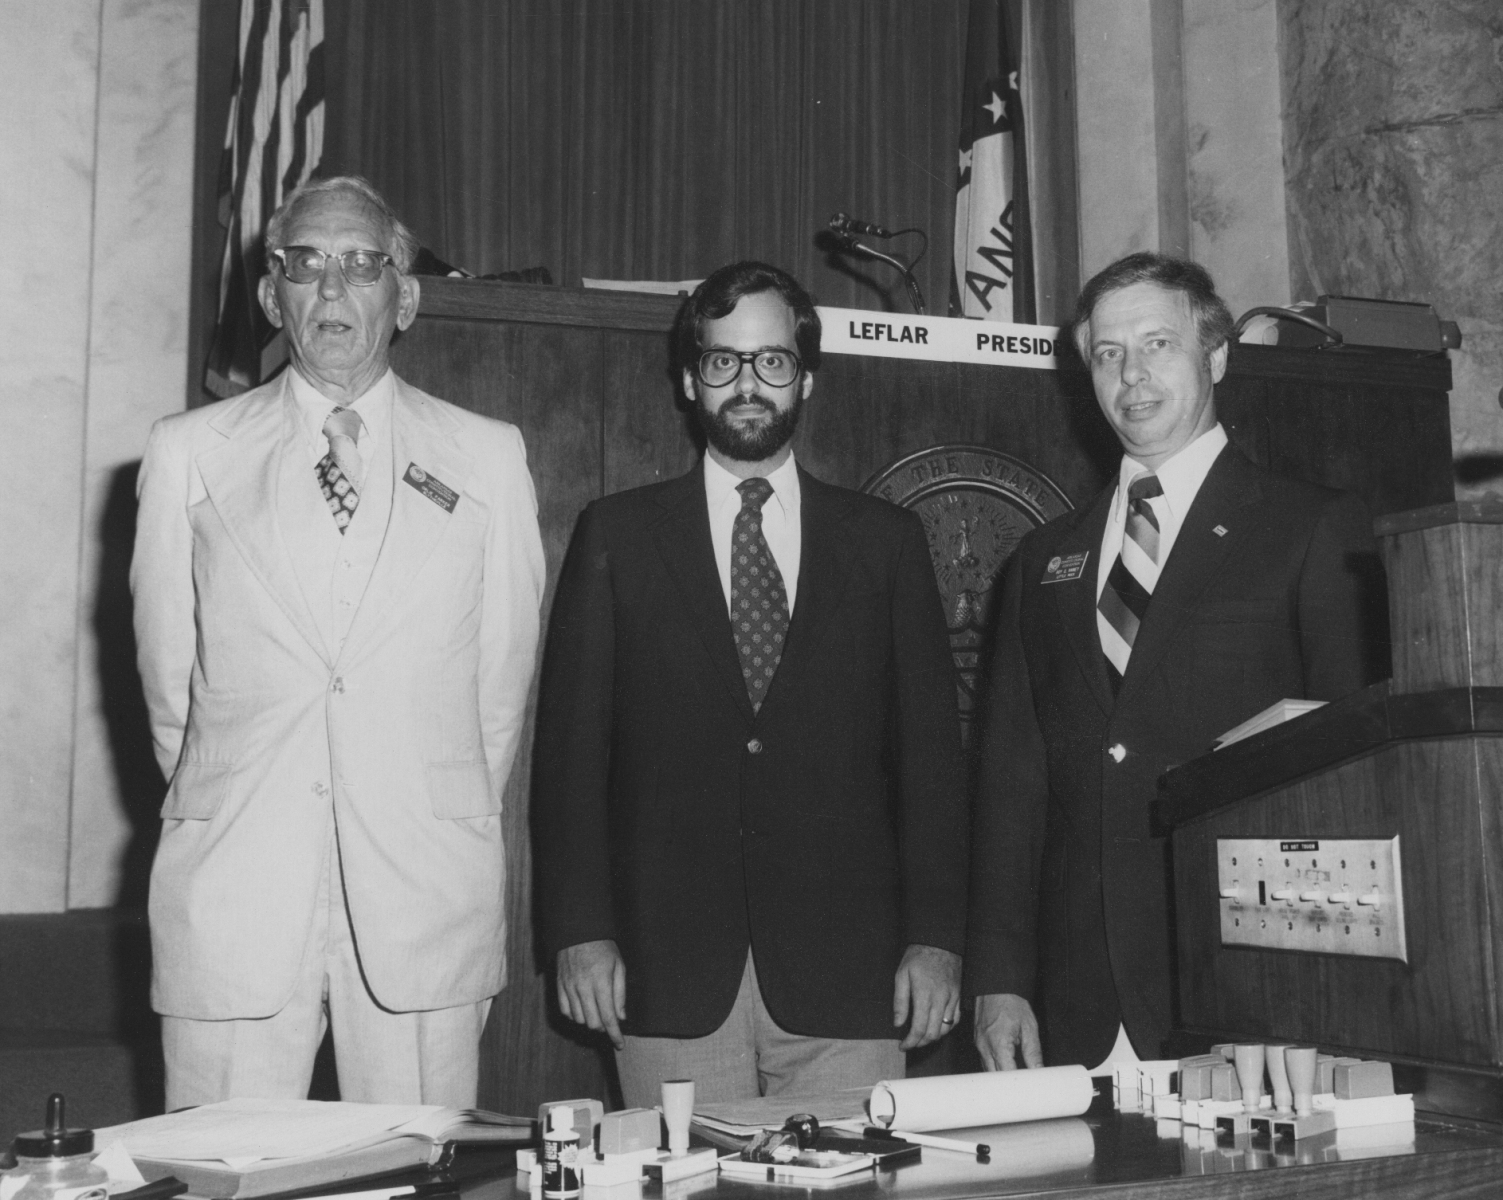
[
  {"xmin": 1097, "ymin": 472, "xmax": 1164, "ymax": 690},
  {"xmin": 731, "ymin": 477, "xmax": 790, "ymax": 713},
  {"xmin": 316, "ymin": 407, "xmax": 363, "ymax": 533}
]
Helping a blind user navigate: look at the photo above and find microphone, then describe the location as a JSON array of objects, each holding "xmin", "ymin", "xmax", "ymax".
[{"xmin": 829, "ymin": 212, "xmax": 894, "ymax": 239}]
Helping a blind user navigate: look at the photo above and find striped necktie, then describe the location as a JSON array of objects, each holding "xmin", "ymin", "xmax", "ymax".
[{"xmin": 1098, "ymin": 472, "xmax": 1164, "ymax": 690}]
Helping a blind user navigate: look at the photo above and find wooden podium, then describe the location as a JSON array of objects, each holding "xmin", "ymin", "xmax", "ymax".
[{"xmin": 1161, "ymin": 500, "xmax": 1503, "ymax": 1124}]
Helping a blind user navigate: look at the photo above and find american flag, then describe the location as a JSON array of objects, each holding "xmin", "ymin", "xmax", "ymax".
[
  {"xmin": 204, "ymin": 0, "xmax": 325, "ymax": 398},
  {"xmin": 950, "ymin": 0, "xmax": 1034, "ymax": 323}
]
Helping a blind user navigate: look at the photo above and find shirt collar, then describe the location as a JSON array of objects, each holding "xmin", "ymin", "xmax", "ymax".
[
  {"xmin": 1117, "ymin": 422, "xmax": 1228, "ymax": 521},
  {"xmin": 704, "ymin": 451, "xmax": 801, "ymax": 517},
  {"xmin": 288, "ymin": 365, "xmax": 394, "ymax": 452}
]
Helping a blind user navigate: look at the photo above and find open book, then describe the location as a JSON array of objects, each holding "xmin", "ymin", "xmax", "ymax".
[{"xmin": 94, "ymin": 1099, "xmax": 533, "ymax": 1199}]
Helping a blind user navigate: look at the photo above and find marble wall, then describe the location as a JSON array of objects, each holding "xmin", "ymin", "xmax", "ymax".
[
  {"xmin": 0, "ymin": 0, "xmax": 198, "ymax": 912},
  {"xmin": 1072, "ymin": 0, "xmax": 1292, "ymax": 319},
  {"xmin": 1281, "ymin": 1, "xmax": 1501, "ymax": 495}
]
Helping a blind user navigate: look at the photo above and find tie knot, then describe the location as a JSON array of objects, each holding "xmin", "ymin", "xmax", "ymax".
[
  {"xmin": 323, "ymin": 407, "xmax": 363, "ymax": 443},
  {"xmin": 737, "ymin": 477, "xmax": 774, "ymax": 512},
  {"xmin": 1127, "ymin": 473, "xmax": 1163, "ymax": 503}
]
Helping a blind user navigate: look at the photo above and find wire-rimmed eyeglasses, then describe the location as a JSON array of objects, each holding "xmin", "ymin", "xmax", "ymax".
[
  {"xmin": 695, "ymin": 348, "xmax": 803, "ymax": 389},
  {"xmin": 273, "ymin": 246, "xmax": 395, "ymax": 286}
]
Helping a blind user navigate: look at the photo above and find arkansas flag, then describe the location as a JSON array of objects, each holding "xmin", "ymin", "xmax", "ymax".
[{"xmin": 950, "ymin": 0, "xmax": 1034, "ymax": 322}]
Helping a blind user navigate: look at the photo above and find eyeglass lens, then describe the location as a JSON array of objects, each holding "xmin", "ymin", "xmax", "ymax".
[
  {"xmin": 698, "ymin": 349, "xmax": 800, "ymax": 387},
  {"xmin": 278, "ymin": 247, "xmax": 390, "ymax": 286}
]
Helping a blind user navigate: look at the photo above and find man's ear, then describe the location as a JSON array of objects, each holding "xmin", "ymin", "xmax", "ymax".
[
  {"xmin": 799, "ymin": 369, "xmax": 815, "ymax": 401},
  {"xmin": 258, "ymin": 275, "xmax": 283, "ymax": 329},
  {"xmin": 1209, "ymin": 340, "xmax": 1229, "ymax": 384},
  {"xmin": 682, "ymin": 368, "xmax": 698, "ymax": 405},
  {"xmin": 395, "ymin": 275, "xmax": 421, "ymax": 331}
]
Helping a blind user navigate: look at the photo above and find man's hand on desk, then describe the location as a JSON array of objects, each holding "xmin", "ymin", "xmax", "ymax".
[
  {"xmin": 557, "ymin": 939, "xmax": 627, "ymax": 1050},
  {"xmin": 974, "ymin": 992, "xmax": 1044, "ymax": 1070},
  {"xmin": 893, "ymin": 944, "xmax": 962, "ymax": 1050}
]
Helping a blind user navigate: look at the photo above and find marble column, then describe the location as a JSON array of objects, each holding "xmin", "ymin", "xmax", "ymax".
[
  {"xmin": 68, "ymin": 0, "xmax": 200, "ymax": 908},
  {"xmin": 0, "ymin": 0, "xmax": 197, "ymax": 912},
  {"xmin": 0, "ymin": 1, "xmax": 101, "ymax": 912},
  {"xmin": 1281, "ymin": 1, "xmax": 1501, "ymax": 498},
  {"xmin": 1071, "ymin": 0, "xmax": 1291, "ymax": 319}
]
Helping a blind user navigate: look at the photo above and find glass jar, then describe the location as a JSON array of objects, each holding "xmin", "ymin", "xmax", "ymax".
[{"xmin": 1, "ymin": 1095, "xmax": 108, "ymax": 1200}]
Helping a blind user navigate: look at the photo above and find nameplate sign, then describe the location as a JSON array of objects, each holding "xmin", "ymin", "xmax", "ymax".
[{"xmin": 817, "ymin": 305, "xmax": 1063, "ymax": 372}]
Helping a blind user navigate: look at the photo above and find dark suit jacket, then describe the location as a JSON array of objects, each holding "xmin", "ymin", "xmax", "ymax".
[
  {"xmin": 965, "ymin": 444, "xmax": 1389, "ymax": 1067},
  {"xmin": 533, "ymin": 462, "xmax": 968, "ymax": 1039}
]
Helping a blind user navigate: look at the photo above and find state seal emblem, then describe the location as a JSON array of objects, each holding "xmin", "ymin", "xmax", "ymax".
[{"xmin": 864, "ymin": 446, "xmax": 1071, "ymax": 742}]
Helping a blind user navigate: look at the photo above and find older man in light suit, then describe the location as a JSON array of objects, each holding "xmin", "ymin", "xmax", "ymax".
[{"xmin": 131, "ymin": 176, "xmax": 544, "ymax": 1107}]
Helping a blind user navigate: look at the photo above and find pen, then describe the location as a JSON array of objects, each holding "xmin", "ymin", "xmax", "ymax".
[
  {"xmin": 113, "ymin": 1178, "xmax": 188, "ymax": 1200},
  {"xmin": 862, "ymin": 1127, "xmax": 990, "ymax": 1162}
]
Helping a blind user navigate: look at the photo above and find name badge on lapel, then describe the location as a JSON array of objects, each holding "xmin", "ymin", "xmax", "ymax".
[
  {"xmin": 403, "ymin": 463, "xmax": 459, "ymax": 513},
  {"xmin": 1041, "ymin": 551, "xmax": 1089, "ymax": 584}
]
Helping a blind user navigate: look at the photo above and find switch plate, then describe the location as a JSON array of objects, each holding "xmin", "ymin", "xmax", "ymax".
[{"xmin": 1216, "ymin": 837, "xmax": 1407, "ymax": 962}]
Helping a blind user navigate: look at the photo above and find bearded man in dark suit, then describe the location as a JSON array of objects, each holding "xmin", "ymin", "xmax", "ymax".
[
  {"xmin": 534, "ymin": 261, "xmax": 969, "ymax": 1105},
  {"xmin": 967, "ymin": 252, "xmax": 1389, "ymax": 1072}
]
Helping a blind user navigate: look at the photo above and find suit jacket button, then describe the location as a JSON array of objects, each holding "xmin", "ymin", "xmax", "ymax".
[
  {"xmin": 1108, "ymin": 743, "xmax": 1127, "ymax": 763},
  {"xmin": 747, "ymin": 738, "xmax": 763, "ymax": 754}
]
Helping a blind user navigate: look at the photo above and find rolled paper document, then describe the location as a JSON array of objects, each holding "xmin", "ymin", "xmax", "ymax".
[
  {"xmin": 1266, "ymin": 1044, "xmax": 1294, "ymax": 1113},
  {"xmin": 868, "ymin": 1067, "xmax": 1093, "ymax": 1133}
]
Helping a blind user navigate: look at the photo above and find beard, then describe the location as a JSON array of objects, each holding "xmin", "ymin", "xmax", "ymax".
[{"xmin": 696, "ymin": 391, "xmax": 803, "ymax": 462}]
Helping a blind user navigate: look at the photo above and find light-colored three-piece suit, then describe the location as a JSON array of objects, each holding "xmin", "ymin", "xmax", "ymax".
[{"xmin": 131, "ymin": 371, "xmax": 544, "ymax": 1029}]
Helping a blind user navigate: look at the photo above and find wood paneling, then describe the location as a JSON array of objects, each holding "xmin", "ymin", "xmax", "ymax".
[
  {"xmin": 1172, "ymin": 739, "xmax": 1500, "ymax": 1066},
  {"xmin": 391, "ymin": 317, "xmax": 617, "ymax": 1114},
  {"xmin": 1379, "ymin": 509, "xmax": 1503, "ymax": 692}
]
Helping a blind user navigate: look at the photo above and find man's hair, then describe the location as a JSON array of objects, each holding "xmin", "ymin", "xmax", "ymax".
[
  {"xmin": 263, "ymin": 175, "xmax": 420, "ymax": 274},
  {"xmin": 1071, "ymin": 251, "xmax": 1234, "ymax": 362},
  {"xmin": 673, "ymin": 261, "xmax": 822, "ymax": 374}
]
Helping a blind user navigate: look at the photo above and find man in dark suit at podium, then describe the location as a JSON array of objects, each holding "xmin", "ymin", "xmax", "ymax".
[
  {"xmin": 967, "ymin": 252, "xmax": 1389, "ymax": 1072},
  {"xmin": 534, "ymin": 261, "xmax": 969, "ymax": 1105}
]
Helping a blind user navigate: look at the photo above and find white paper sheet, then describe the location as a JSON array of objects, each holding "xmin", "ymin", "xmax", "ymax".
[{"xmin": 92, "ymin": 1099, "xmax": 438, "ymax": 1165}]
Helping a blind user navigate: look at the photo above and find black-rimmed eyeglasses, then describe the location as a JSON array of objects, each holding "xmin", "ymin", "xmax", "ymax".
[
  {"xmin": 273, "ymin": 246, "xmax": 395, "ymax": 286},
  {"xmin": 695, "ymin": 348, "xmax": 803, "ymax": 389}
]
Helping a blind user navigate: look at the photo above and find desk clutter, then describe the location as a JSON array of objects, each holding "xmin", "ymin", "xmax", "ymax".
[
  {"xmin": 0, "ymin": 1097, "xmax": 532, "ymax": 1200},
  {"xmin": 516, "ymin": 1070, "xmax": 1099, "ymax": 1193},
  {"xmin": 3, "ymin": 1054, "xmax": 1440, "ymax": 1200},
  {"xmin": 1109, "ymin": 1042, "xmax": 1415, "ymax": 1171}
]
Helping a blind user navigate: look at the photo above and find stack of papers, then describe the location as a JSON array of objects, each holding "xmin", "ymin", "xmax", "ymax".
[
  {"xmin": 1214, "ymin": 699, "xmax": 1327, "ymax": 750},
  {"xmin": 93, "ymin": 1099, "xmax": 531, "ymax": 1198}
]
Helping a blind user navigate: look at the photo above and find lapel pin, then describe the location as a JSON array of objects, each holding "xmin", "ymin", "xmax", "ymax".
[
  {"xmin": 1041, "ymin": 550, "xmax": 1089, "ymax": 584},
  {"xmin": 1213, "ymin": 524, "xmax": 1228, "ymax": 538},
  {"xmin": 403, "ymin": 463, "xmax": 460, "ymax": 513}
]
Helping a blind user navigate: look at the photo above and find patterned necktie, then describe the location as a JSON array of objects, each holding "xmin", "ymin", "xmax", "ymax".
[
  {"xmin": 317, "ymin": 407, "xmax": 364, "ymax": 534},
  {"xmin": 1098, "ymin": 472, "xmax": 1164, "ymax": 690},
  {"xmin": 731, "ymin": 477, "xmax": 790, "ymax": 713}
]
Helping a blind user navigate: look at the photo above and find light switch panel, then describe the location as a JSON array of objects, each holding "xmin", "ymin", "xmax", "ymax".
[{"xmin": 1216, "ymin": 837, "xmax": 1407, "ymax": 962}]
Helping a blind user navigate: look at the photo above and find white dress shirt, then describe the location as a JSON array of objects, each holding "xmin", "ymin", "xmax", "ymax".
[
  {"xmin": 288, "ymin": 366, "xmax": 395, "ymax": 490},
  {"xmin": 286, "ymin": 366, "xmax": 396, "ymax": 645},
  {"xmin": 1095, "ymin": 423, "xmax": 1229, "ymax": 600},
  {"xmin": 704, "ymin": 452, "xmax": 802, "ymax": 617}
]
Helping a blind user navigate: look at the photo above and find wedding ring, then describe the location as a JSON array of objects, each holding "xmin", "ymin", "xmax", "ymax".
[{"xmin": 941, "ymin": 1014, "xmax": 957, "ymax": 1025}]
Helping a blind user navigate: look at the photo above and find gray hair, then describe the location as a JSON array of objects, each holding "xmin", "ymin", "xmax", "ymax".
[
  {"xmin": 263, "ymin": 175, "xmax": 420, "ymax": 274},
  {"xmin": 1071, "ymin": 251, "xmax": 1234, "ymax": 363}
]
